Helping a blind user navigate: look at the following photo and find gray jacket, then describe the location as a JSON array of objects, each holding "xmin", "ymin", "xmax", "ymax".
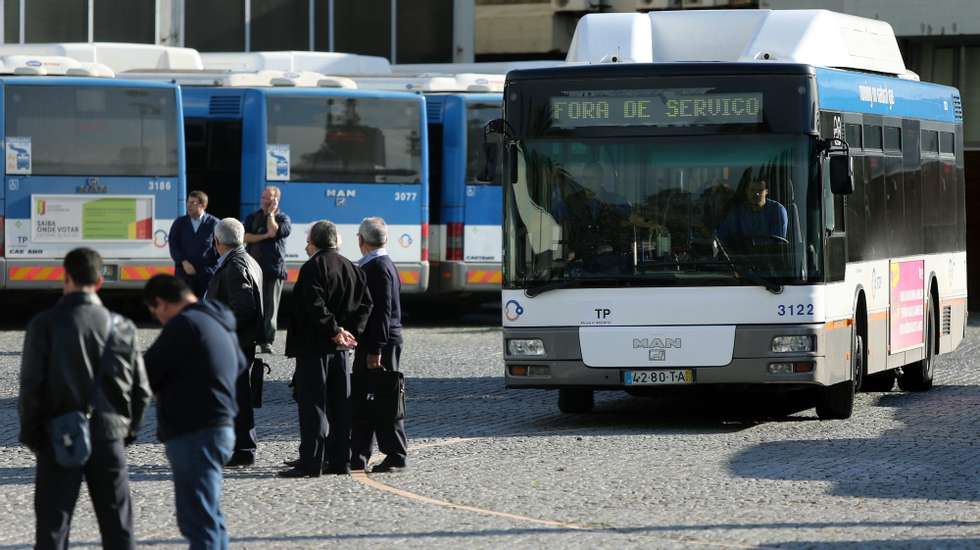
[{"xmin": 18, "ymin": 292, "xmax": 151, "ymax": 452}]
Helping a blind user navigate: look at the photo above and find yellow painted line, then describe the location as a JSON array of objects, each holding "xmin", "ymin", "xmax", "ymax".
[{"xmin": 825, "ymin": 318, "xmax": 852, "ymax": 331}]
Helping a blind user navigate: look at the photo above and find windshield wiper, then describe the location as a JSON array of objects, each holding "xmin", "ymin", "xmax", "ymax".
[
  {"xmin": 712, "ymin": 236, "xmax": 784, "ymax": 295},
  {"xmin": 524, "ymin": 276, "xmax": 650, "ymax": 298}
]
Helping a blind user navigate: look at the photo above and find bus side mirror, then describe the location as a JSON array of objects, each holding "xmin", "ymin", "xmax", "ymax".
[{"xmin": 829, "ymin": 155, "xmax": 854, "ymax": 195}]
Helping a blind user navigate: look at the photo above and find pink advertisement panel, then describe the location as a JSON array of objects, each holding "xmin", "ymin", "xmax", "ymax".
[{"xmin": 889, "ymin": 260, "xmax": 925, "ymax": 353}]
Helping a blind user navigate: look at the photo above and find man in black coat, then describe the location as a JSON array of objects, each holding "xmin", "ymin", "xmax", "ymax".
[
  {"xmin": 19, "ymin": 248, "xmax": 151, "ymax": 550},
  {"xmin": 280, "ymin": 220, "xmax": 372, "ymax": 478},
  {"xmin": 206, "ymin": 217, "xmax": 264, "ymax": 467},
  {"xmin": 350, "ymin": 217, "xmax": 408, "ymax": 473},
  {"xmin": 169, "ymin": 190, "xmax": 218, "ymax": 297},
  {"xmin": 143, "ymin": 275, "xmax": 246, "ymax": 549}
]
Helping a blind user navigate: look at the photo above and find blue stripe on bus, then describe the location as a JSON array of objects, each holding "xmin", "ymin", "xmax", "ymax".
[
  {"xmin": 4, "ymin": 176, "xmax": 182, "ymax": 219},
  {"xmin": 815, "ymin": 67, "xmax": 959, "ymax": 122},
  {"xmin": 273, "ymin": 183, "xmax": 426, "ymax": 225},
  {"xmin": 464, "ymin": 185, "xmax": 502, "ymax": 225}
]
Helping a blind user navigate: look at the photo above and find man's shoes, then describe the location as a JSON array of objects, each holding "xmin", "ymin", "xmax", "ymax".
[
  {"xmin": 350, "ymin": 461, "xmax": 367, "ymax": 472},
  {"xmin": 283, "ymin": 458, "xmax": 302, "ymax": 468},
  {"xmin": 369, "ymin": 460, "xmax": 406, "ymax": 474},
  {"xmin": 277, "ymin": 467, "xmax": 320, "ymax": 478},
  {"xmin": 323, "ymin": 464, "xmax": 351, "ymax": 475},
  {"xmin": 259, "ymin": 344, "xmax": 274, "ymax": 354},
  {"xmin": 226, "ymin": 452, "xmax": 255, "ymax": 467}
]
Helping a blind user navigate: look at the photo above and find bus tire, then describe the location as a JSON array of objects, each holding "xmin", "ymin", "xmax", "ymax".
[
  {"xmin": 816, "ymin": 328, "xmax": 861, "ymax": 420},
  {"xmin": 898, "ymin": 298, "xmax": 936, "ymax": 392},
  {"xmin": 558, "ymin": 389, "xmax": 594, "ymax": 413}
]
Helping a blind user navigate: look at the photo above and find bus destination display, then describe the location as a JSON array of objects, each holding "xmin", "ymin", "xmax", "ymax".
[{"xmin": 550, "ymin": 91, "xmax": 763, "ymax": 128}]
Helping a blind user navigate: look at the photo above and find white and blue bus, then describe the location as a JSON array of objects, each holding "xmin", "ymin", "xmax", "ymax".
[
  {"xmin": 0, "ymin": 55, "xmax": 185, "ymax": 289},
  {"xmin": 350, "ymin": 73, "xmax": 505, "ymax": 293},
  {"xmin": 126, "ymin": 66, "xmax": 430, "ymax": 292},
  {"xmin": 494, "ymin": 10, "xmax": 967, "ymax": 419}
]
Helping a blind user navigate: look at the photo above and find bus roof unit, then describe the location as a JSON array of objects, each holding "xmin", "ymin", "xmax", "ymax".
[
  {"xmin": 566, "ymin": 9, "xmax": 916, "ymax": 79},
  {"xmin": 351, "ymin": 73, "xmax": 505, "ymax": 93},
  {"xmin": 121, "ymin": 69, "xmax": 357, "ymax": 89},
  {"xmin": 0, "ymin": 42, "xmax": 202, "ymax": 72},
  {"xmin": 201, "ymin": 51, "xmax": 391, "ymax": 75}
]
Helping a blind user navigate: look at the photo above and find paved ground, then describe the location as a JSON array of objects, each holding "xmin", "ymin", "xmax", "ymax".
[{"xmin": 1, "ymin": 309, "xmax": 979, "ymax": 549}]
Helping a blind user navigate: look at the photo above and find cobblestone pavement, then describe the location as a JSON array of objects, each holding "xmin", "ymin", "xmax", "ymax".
[{"xmin": 1, "ymin": 312, "xmax": 979, "ymax": 549}]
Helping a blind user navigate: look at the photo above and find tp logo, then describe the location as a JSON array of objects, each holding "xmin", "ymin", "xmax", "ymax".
[{"xmin": 504, "ymin": 299, "xmax": 524, "ymax": 321}]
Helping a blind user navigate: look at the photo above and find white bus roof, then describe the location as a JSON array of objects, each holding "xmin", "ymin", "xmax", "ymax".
[
  {"xmin": 201, "ymin": 51, "xmax": 391, "ymax": 75},
  {"xmin": 566, "ymin": 9, "xmax": 916, "ymax": 79},
  {"xmin": 0, "ymin": 42, "xmax": 202, "ymax": 72},
  {"xmin": 351, "ymin": 73, "xmax": 505, "ymax": 93},
  {"xmin": 121, "ymin": 69, "xmax": 358, "ymax": 89},
  {"xmin": 393, "ymin": 60, "xmax": 565, "ymax": 75}
]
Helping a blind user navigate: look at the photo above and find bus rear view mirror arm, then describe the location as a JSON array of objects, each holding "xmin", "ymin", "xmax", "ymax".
[{"xmin": 819, "ymin": 137, "xmax": 854, "ymax": 195}]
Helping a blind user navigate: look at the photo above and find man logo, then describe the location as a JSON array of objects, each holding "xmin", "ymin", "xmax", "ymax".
[
  {"xmin": 649, "ymin": 349, "xmax": 666, "ymax": 361},
  {"xmin": 504, "ymin": 299, "xmax": 524, "ymax": 321}
]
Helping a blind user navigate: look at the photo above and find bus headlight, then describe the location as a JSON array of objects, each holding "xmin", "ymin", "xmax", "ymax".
[
  {"xmin": 508, "ymin": 339, "xmax": 545, "ymax": 356},
  {"xmin": 771, "ymin": 335, "xmax": 814, "ymax": 353}
]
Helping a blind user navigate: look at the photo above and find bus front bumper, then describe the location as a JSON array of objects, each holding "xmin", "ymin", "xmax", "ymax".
[
  {"xmin": 286, "ymin": 261, "xmax": 429, "ymax": 293},
  {"xmin": 3, "ymin": 259, "xmax": 175, "ymax": 289},
  {"xmin": 433, "ymin": 261, "xmax": 502, "ymax": 293}
]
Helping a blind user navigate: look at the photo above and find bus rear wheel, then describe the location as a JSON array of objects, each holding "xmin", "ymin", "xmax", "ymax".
[
  {"xmin": 558, "ymin": 389, "xmax": 594, "ymax": 413},
  {"xmin": 898, "ymin": 299, "xmax": 936, "ymax": 392},
  {"xmin": 816, "ymin": 328, "xmax": 861, "ymax": 420}
]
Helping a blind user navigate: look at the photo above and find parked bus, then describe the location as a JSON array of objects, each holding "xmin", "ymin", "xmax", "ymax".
[
  {"xmin": 0, "ymin": 52, "xmax": 185, "ymax": 289},
  {"xmin": 350, "ymin": 73, "xmax": 505, "ymax": 294},
  {"xmin": 136, "ymin": 55, "xmax": 430, "ymax": 291},
  {"xmin": 492, "ymin": 9, "xmax": 967, "ymax": 418}
]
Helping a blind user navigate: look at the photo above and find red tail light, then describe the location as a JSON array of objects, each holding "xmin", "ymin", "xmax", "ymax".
[
  {"xmin": 446, "ymin": 222, "xmax": 463, "ymax": 261},
  {"xmin": 420, "ymin": 223, "xmax": 429, "ymax": 262}
]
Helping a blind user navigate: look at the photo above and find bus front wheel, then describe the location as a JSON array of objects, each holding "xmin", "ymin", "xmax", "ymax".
[
  {"xmin": 558, "ymin": 389, "xmax": 594, "ymax": 414},
  {"xmin": 816, "ymin": 328, "xmax": 861, "ymax": 420}
]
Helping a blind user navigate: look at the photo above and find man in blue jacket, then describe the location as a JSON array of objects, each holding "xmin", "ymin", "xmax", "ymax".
[
  {"xmin": 168, "ymin": 191, "xmax": 218, "ymax": 297},
  {"xmin": 350, "ymin": 217, "xmax": 407, "ymax": 473},
  {"xmin": 143, "ymin": 274, "xmax": 247, "ymax": 550}
]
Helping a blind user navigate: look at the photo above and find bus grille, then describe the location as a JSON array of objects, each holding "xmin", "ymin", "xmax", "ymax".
[
  {"xmin": 953, "ymin": 95, "xmax": 963, "ymax": 121},
  {"xmin": 942, "ymin": 305, "xmax": 952, "ymax": 336},
  {"xmin": 209, "ymin": 95, "xmax": 242, "ymax": 117},
  {"xmin": 426, "ymin": 97, "xmax": 444, "ymax": 123}
]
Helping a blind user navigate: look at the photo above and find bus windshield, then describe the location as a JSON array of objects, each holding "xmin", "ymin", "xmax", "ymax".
[
  {"xmin": 267, "ymin": 96, "xmax": 422, "ymax": 184},
  {"xmin": 5, "ymin": 85, "xmax": 179, "ymax": 177},
  {"xmin": 466, "ymin": 102, "xmax": 501, "ymax": 184},
  {"xmin": 504, "ymin": 134, "xmax": 822, "ymax": 289}
]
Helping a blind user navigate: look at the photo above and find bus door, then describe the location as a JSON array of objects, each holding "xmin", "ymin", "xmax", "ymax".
[
  {"xmin": 180, "ymin": 88, "xmax": 244, "ymax": 221},
  {"xmin": 260, "ymin": 89, "xmax": 429, "ymax": 292},
  {"xmin": 2, "ymin": 79, "xmax": 184, "ymax": 289},
  {"xmin": 440, "ymin": 94, "xmax": 503, "ymax": 291}
]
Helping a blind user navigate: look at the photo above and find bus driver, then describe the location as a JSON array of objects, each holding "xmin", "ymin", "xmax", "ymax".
[{"xmin": 715, "ymin": 178, "xmax": 788, "ymax": 249}]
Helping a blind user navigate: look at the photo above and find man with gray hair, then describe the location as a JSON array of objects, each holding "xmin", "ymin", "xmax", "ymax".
[
  {"xmin": 351, "ymin": 217, "xmax": 407, "ymax": 473},
  {"xmin": 281, "ymin": 220, "xmax": 372, "ymax": 477},
  {"xmin": 206, "ymin": 217, "xmax": 264, "ymax": 467}
]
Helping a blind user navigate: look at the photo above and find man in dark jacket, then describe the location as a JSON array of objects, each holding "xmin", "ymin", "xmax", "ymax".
[
  {"xmin": 280, "ymin": 220, "xmax": 372, "ymax": 478},
  {"xmin": 143, "ymin": 274, "xmax": 247, "ymax": 550},
  {"xmin": 350, "ymin": 217, "xmax": 407, "ymax": 473},
  {"xmin": 206, "ymin": 217, "xmax": 264, "ymax": 467},
  {"xmin": 169, "ymin": 190, "xmax": 219, "ymax": 297},
  {"xmin": 244, "ymin": 185, "xmax": 291, "ymax": 353},
  {"xmin": 19, "ymin": 247, "xmax": 151, "ymax": 550}
]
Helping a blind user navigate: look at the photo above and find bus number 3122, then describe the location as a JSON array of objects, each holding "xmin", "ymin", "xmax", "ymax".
[{"xmin": 777, "ymin": 304, "xmax": 815, "ymax": 316}]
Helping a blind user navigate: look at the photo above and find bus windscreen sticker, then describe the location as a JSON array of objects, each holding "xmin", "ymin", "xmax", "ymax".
[
  {"xmin": 6, "ymin": 137, "xmax": 31, "ymax": 175},
  {"xmin": 889, "ymin": 260, "xmax": 925, "ymax": 353},
  {"xmin": 31, "ymin": 195, "xmax": 154, "ymax": 242},
  {"xmin": 550, "ymin": 91, "xmax": 763, "ymax": 128},
  {"xmin": 266, "ymin": 144, "xmax": 290, "ymax": 181}
]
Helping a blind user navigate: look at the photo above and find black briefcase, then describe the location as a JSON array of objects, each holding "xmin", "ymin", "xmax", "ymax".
[
  {"xmin": 364, "ymin": 370, "xmax": 406, "ymax": 422},
  {"xmin": 251, "ymin": 357, "xmax": 271, "ymax": 408}
]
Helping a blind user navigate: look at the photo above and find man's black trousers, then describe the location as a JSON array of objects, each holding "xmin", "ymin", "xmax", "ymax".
[
  {"xmin": 351, "ymin": 343, "xmax": 408, "ymax": 469},
  {"xmin": 295, "ymin": 351, "xmax": 351, "ymax": 474},
  {"xmin": 234, "ymin": 345, "xmax": 257, "ymax": 458},
  {"xmin": 34, "ymin": 438, "xmax": 134, "ymax": 550}
]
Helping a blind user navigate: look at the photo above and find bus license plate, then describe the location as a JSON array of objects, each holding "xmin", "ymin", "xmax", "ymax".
[{"xmin": 624, "ymin": 370, "xmax": 694, "ymax": 385}]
